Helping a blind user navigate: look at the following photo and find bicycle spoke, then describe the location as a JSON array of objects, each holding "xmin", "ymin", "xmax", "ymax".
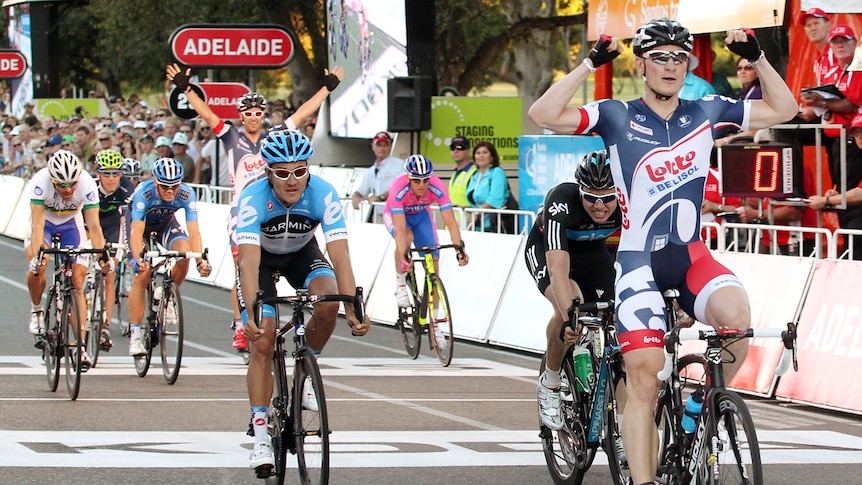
[
  {"xmin": 63, "ymin": 294, "xmax": 82, "ymax": 401},
  {"xmin": 44, "ymin": 289, "xmax": 61, "ymax": 392},
  {"xmin": 429, "ymin": 276, "xmax": 454, "ymax": 367},
  {"xmin": 398, "ymin": 273, "xmax": 421, "ymax": 359},
  {"xmin": 293, "ymin": 348, "xmax": 330, "ymax": 485},
  {"xmin": 160, "ymin": 283, "xmax": 184, "ymax": 385},
  {"xmin": 708, "ymin": 392, "xmax": 762, "ymax": 485}
]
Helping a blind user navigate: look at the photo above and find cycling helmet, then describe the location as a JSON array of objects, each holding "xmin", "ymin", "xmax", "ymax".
[
  {"xmin": 575, "ymin": 150, "xmax": 614, "ymax": 190},
  {"xmin": 48, "ymin": 150, "xmax": 82, "ymax": 183},
  {"xmin": 632, "ymin": 18, "xmax": 693, "ymax": 57},
  {"xmin": 237, "ymin": 92, "xmax": 267, "ymax": 112},
  {"xmin": 96, "ymin": 149, "xmax": 124, "ymax": 170},
  {"xmin": 122, "ymin": 158, "xmax": 142, "ymax": 177},
  {"xmin": 260, "ymin": 129, "xmax": 314, "ymax": 164},
  {"xmin": 152, "ymin": 157, "xmax": 184, "ymax": 184},
  {"xmin": 404, "ymin": 154, "xmax": 433, "ymax": 179}
]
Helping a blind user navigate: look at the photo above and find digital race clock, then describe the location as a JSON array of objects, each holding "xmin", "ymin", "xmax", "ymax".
[{"xmin": 718, "ymin": 142, "xmax": 802, "ymax": 198}]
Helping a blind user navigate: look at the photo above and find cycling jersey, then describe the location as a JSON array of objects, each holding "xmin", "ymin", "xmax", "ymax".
[
  {"xmin": 576, "ymin": 96, "xmax": 748, "ymax": 352},
  {"xmin": 98, "ymin": 176, "xmax": 135, "ymax": 244},
  {"xmin": 382, "ymin": 174, "xmax": 452, "ymax": 253},
  {"xmin": 234, "ymin": 175, "xmax": 348, "ymax": 255},
  {"xmin": 524, "ymin": 182, "xmax": 622, "ymax": 296},
  {"xmin": 28, "ymin": 167, "xmax": 99, "ymax": 225},
  {"xmin": 126, "ymin": 179, "xmax": 197, "ymax": 257}
]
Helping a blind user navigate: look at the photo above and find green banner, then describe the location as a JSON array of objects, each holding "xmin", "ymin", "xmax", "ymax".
[
  {"xmin": 419, "ymin": 97, "xmax": 522, "ymax": 168},
  {"xmin": 33, "ymin": 99, "xmax": 106, "ymax": 120}
]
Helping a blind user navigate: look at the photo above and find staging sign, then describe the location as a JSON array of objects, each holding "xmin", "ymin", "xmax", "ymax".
[
  {"xmin": 169, "ymin": 24, "xmax": 297, "ymax": 68},
  {"xmin": 0, "ymin": 50, "xmax": 27, "ymax": 79}
]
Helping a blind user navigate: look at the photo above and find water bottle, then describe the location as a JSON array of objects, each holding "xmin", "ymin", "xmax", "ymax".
[
  {"xmin": 152, "ymin": 286, "xmax": 162, "ymax": 313},
  {"xmin": 572, "ymin": 344, "xmax": 594, "ymax": 393},
  {"xmin": 682, "ymin": 388, "xmax": 705, "ymax": 434}
]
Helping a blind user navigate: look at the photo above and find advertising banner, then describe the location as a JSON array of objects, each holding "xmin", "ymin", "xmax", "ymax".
[
  {"xmin": 34, "ymin": 98, "xmax": 105, "ymax": 120},
  {"xmin": 517, "ymin": 135, "xmax": 605, "ymax": 214}
]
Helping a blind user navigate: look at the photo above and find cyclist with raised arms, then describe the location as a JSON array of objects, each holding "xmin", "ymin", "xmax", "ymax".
[
  {"xmin": 93, "ymin": 149, "xmax": 135, "ymax": 351},
  {"xmin": 165, "ymin": 62, "xmax": 345, "ymax": 357},
  {"xmin": 235, "ymin": 129, "xmax": 370, "ymax": 474},
  {"xmin": 126, "ymin": 158, "xmax": 211, "ymax": 357},
  {"xmin": 528, "ymin": 19, "xmax": 797, "ymax": 485},
  {"xmin": 383, "ymin": 154, "xmax": 469, "ymax": 335},
  {"xmin": 26, "ymin": 150, "xmax": 108, "ymax": 370},
  {"xmin": 526, "ymin": 151, "xmax": 622, "ymax": 431}
]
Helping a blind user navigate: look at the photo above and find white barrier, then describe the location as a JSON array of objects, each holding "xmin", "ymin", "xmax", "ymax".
[{"xmin": 0, "ymin": 176, "xmax": 25, "ymax": 234}]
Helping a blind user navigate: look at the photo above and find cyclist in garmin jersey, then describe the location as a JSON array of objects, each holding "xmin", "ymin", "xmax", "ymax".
[
  {"xmin": 94, "ymin": 149, "xmax": 135, "ymax": 350},
  {"xmin": 528, "ymin": 19, "xmax": 797, "ymax": 485},
  {"xmin": 166, "ymin": 62, "xmax": 345, "ymax": 356},
  {"xmin": 235, "ymin": 129, "xmax": 370, "ymax": 473},
  {"xmin": 527, "ymin": 151, "xmax": 623, "ymax": 432},
  {"xmin": 126, "ymin": 158, "xmax": 211, "ymax": 357},
  {"xmin": 26, "ymin": 150, "xmax": 108, "ymax": 370}
]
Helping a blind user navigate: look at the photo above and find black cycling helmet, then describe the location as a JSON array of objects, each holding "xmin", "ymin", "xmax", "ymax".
[
  {"xmin": 632, "ymin": 18, "xmax": 693, "ymax": 57},
  {"xmin": 576, "ymin": 150, "xmax": 614, "ymax": 190}
]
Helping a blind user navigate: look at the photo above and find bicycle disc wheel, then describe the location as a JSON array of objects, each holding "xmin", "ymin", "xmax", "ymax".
[
  {"xmin": 604, "ymin": 354, "xmax": 631, "ymax": 485},
  {"xmin": 706, "ymin": 391, "xmax": 763, "ymax": 485},
  {"xmin": 264, "ymin": 347, "xmax": 291, "ymax": 485},
  {"xmin": 134, "ymin": 284, "xmax": 153, "ymax": 377},
  {"xmin": 160, "ymin": 283, "xmax": 184, "ymax": 385},
  {"xmin": 539, "ymin": 356, "xmax": 591, "ymax": 485},
  {"xmin": 87, "ymin": 274, "xmax": 106, "ymax": 367},
  {"xmin": 428, "ymin": 275, "xmax": 454, "ymax": 367},
  {"xmin": 398, "ymin": 272, "xmax": 421, "ymax": 359},
  {"xmin": 62, "ymin": 293, "xmax": 82, "ymax": 401},
  {"xmin": 293, "ymin": 347, "xmax": 330, "ymax": 485},
  {"xmin": 44, "ymin": 289, "xmax": 61, "ymax": 392}
]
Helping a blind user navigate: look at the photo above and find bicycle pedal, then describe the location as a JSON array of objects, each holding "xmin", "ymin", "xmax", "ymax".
[
  {"xmin": 34, "ymin": 339, "xmax": 45, "ymax": 350},
  {"xmin": 254, "ymin": 464, "xmax": 274, "ymax": 479}
]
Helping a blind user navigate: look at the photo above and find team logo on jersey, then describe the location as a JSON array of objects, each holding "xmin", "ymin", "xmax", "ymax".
[
  {"xmin": 177, "ymin": 190, "xmax": 190, "ymax": 201},
  {"xmin": 86, "ymin": 191, "xmax": 97, "ymax": 202},
  {"xmin": 646, "ymin": 151, "xmax": 696, "ymax": 182},
  {"xmin": 677, "ymin": 115, "xmax": 692, "ymax": 128},
  {"xmin": 635, "ymin": 114, "xmax": 647, "ymax": 122},
  {"xmin": 267, "ymin": 201, "xmax": 273, "ymax": 211},
  {"xmin": 627, "ymin": 133, "xmax": 661, "ymax": 145},
  {"xmin": 34, "ymin": 186, "xmax": 43, "ymax": 196},
  {"xmin": 240, "ymin": 153, "xmax": 266, "ymax": 175},
  {"xmin": 136, "ymin": 201, "xmax": 146, "ymax": 210},
  {"xmin": 237, "ymin": 196, "xmax": 257, "ymax": 228},
  {"xmin": 629, "ymin": 120, "xmax": 653, "ymax": 136},
  {"xmin": 260, "ymin": 214, "xmax": 288, "ymax": 235},
  {"xmin": 547, "ymin": 201, "xmax": 568, "ymax": 216}
]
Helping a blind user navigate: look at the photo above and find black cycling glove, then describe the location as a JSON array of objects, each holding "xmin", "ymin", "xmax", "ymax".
[
  {"xmin": 727, "ymin": 29, "xmax": 762, "ymax": 62},
  {"xmin": 324, "ymin": 73, "xmax": 341, "ymax": 92},
  {"xmin": 588, "ymin": 34, "xmax": 621, "ymax": 69},
  {"xmin": 172, "ymin": 68, "xmax": 191, "ymax": 92}
]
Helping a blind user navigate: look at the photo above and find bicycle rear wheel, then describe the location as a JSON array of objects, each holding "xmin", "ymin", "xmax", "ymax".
[
  {"xmin": 706, "ymin": 391, "xmax": 762, "ymax": 485},
  {"xmin": 539, "ymin": 355, "xmax": 592, "ymax": 485},
  {"xmin": 62, "ymin": 293, "xmax": 82, "ymax": 400},
  {"xmin": 44, "ymin": 288, "xmax": 61, "ymax": 392},
  {"xmin": 160, "ymin": 283, "xmax": 184, "ymax": 384},
  {"xmin": 428, "ymin": 275, "xmax": 454, "ymax": 367},
  {"xmin": 398, "ymin": 272, "xmax": 421, "ymax": 359},
  {"xmin": 86, "ymin": 272, "xmax": 106, "ymax": 367},
  {"xmin": 134, "ymin": 284, "xmax": 154, "ymax": 377},
  {"xmin": 293, "ymin": 347, "xmax": 330, "ymax": 485}
]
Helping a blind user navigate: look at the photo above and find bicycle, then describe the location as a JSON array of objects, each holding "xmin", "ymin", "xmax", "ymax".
[
  {"xmin": 37, "ymin": 234, "xmax": 107, "ymax": 401},
  {"xmin": 251, "ymin": 287, "xmax": 365, "ymax": 485},
  {"xmin": 654, "ymin": 316, "xmax": 798, "ymax": 484},
  {"xmin": 82, "ymin": 242, "xmax": 123, "ymax": 367},
  {"xmin": 133, "ymin": 233, "xmax": 208, "ymax": 385},
  {"xmin": 538, "ymin": 298, "xmax": 630, "ymax": 485},
  {"xmin": 397, "ymin": 244, "xmax": 463, "ymax": 367},
  {"xmin": 114, "ymin": 248, "xmax": 133, "ymax": 337}
]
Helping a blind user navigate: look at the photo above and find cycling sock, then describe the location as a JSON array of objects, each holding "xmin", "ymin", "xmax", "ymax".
[
  {"xmin": 31, "ymin": 303, "xmax": 41, "ymax": 312},
  {"xmin": 396, "ymin": 272, "xmax": 406, "ymax": 286},
  {"xmin": 130, "ymin": 324, "xmax": 141, "ymax": 338},
  {"xmin": 234, "ymin": 319, "xmax": 243, "ymax": 329},
  {"xmin": 542, "ymin": 368, "xmax": 561, "ymax": 388},
  {"xmin": 251, "ymin": 407, "xmax": 269, "ymax": 444}
]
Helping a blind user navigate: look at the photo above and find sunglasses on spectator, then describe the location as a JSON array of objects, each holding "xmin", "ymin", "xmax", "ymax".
[
  {"xmin": 241, "ymin": 111, "xmax": 265, "ymax": 119},
  {"xmin": 181, "ymin": 129, "xmax": 192, "ymax": 134},
  {"xmin": 99, "ymin": 137, "xmax": 111, "ymax": 141},
  {"xmin": 61, "ymin": 143, "xmax": 72, "ymax": 148},
  {"xmin": 580, "ymin": 188, "xmax": 617, "ymax": 205},
  {"xmin": 450, "ymin": 145, "xmax": 467, "ymax": 151},
  {"xmin": 642, "ymin": 50, "xmax": 690, "ymax": 65},
  {"xmin": 155, "ymin": 113, "xmax": 167, "ymax": 118},
  {"xmin": 157, "ymin": 182, "xmax": 181, "ymax": 191},
  {"xmin": 267, "ymin": 165, "xmax": 309, "ymax": 180},
  {"xmin": 736, "ymin": 65, "xmax": 754, "ymax": 71},
  {"xmin": 53, "ymin": 180, "xmax": 78, "ymax": 188},
  {"xmin": 98, "ymin": 170, "xmax": 121, "ymax": 177},
  {"xmin": 201, "ymin": 126, "xmax": 211, "ymax": 131}
]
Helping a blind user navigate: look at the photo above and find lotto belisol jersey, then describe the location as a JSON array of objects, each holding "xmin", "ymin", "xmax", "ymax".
[
  {"xmin": 574, "ymin": 96, "xmax": 748, "ymax": 253},
  {"xmin": 129, "ymin": 179, "xmax": 198, "ymax": 226},
  {"xmin": 234, "ymin": 175, "xmax": 348, "ymax": 254},
  {"xmin": 29, "ymin": 167, "xmax": 99, "ymax": 224}
]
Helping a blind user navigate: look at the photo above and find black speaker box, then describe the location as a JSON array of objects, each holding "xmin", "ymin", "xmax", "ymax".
[{"xmin": 387, "ymin": 76, "xmax": 432, "ymax": 132}]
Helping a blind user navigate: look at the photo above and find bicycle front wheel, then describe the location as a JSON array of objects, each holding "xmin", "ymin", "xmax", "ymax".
[
  {"xmin": 539, "ymin": 355, "xmax": 591, "ymax": 485},
  {"xmin": 264, "ymin": 346, "xmax": 291, "ymax": 485},
  {"xmin": 604, "ymin": 352, "xmax": 631, "ymax": 485},
  {"xmin": 44, "ymin": 288, "xmax": 61, "ymax": 392},
  {"xmin": 62, "ymin": 293, "xmax": 82, "ymax": 400},
  {"xmin": 86, "ymin": 273, "xmax": 106, "ymax": 367},
  {"xmin": 705, "ymin": 391, "xmax": 762, "ymax": 485},
  {"xmin": 428, "ymin": 275, "xmax": 454, "ymax": 367},
  {"xmin": 160, "ymin": 283, "xmax": 184, "ymax": 384},
  {"xmin": 293, "ymin": 347, "xmax": 330, "ymax": 485},
  {"xmin": 134, "ymin": 284, "xmax": 154, "ymax": 377},
  {"xmin": 398, "ymin": 272, "xmax": 421, "ymax": 359},
  {"xmin": 115, "ymin": 263, "xmax": 131, "ymax": 336}
]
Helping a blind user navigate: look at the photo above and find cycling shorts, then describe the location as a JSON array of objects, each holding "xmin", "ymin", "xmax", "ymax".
[
  {"xmin": 123, "ymin": 216, "xmax": 188, "ymax": 265},
  {"xmin": 383, "ymin": 209, "xmax": 440, "ymax": 258},
  {"xmin": 26, "ymin": 217, "xmax": 89, "ymax": 267}
]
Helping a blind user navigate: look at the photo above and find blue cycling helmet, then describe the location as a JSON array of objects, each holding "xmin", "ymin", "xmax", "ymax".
[
  {"xmin": 122, "ymin": 158, "xmax": 142, "ymax": 177},
  {"xmin": 260, "ymin": 129, "xmax": 314, "ymax": 164},
  {"xmin": 404, "ymin": 154, "xmax": 433, "ymax": 179},
  {"xmin": 152, "ymin": 157, "xmax": 184, "ymax": 184}
]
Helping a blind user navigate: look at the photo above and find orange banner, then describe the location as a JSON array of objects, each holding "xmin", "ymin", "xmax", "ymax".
[{"xmin": 588, "ymin": 0, "xmax": 786, "ymax": 41}]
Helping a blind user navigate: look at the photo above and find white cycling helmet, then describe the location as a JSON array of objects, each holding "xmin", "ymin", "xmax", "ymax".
[{"xmin": 48, "ymin": 150, "xmax": 83, "ymax": 183}]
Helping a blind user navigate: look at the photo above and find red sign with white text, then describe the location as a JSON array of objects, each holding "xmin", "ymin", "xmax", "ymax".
[
  {"xmin": 0, "ymin": 50, "xmax": 27, "ymax": 79},
  {"xmin": 198, "ymin": 82, "xmax": 251, "ymax": 120},
  {"xmin": 170, "ymin": 24, "xmax": 296, "ymax": 68}
]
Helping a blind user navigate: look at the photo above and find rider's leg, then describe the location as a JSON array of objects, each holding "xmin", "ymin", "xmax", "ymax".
[{"xmin": 621, "ymin": 346, "xmax": 664, "ymax": 485}]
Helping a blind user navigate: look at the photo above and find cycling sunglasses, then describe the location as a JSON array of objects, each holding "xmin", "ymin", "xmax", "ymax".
[
  {"xmin": 241, "ymin": 111, "xmax": 265, "ymax": 118},
  {"xmin": 268, "ymin": 165, "xmax": 310, "ymax": 180},
  {"xmin": 52, "ymin": 180, "xmax": 78, "ymax": 188},
  {"xmin": 581, "ymin": 188, "xmax": 617, "ymax": 205},
  {"xmin": 98, "ymin": 170, "xmax": 122, "ymax": 177},
  {"xmin": 157, "ymin": 182, "xmax": 181, "ymax": 191},
  {"xmin": 642, "ymin": 50, "xmax": 691, "ymax": 66}
]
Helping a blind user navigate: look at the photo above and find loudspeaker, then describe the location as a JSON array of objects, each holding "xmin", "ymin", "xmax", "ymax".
[
  {"xmin": 405, "ymin": 0, "xmax": 436, "ymax": 77},
  {"xmin": 387, "ymin": 76, "xmax": 432, "ymax": 132}
]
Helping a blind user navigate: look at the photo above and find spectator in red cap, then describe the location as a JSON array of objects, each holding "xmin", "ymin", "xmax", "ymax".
[
  {"xmin": 808, "ymin": 113, "xmax": 862, "ymax": 259},
  {"xmin": 798, "ymin": 8, "xmax": 838, "ymax": 119},
  {"xmin": 350, "ymin": 131, "xmax": 404, "ymax": 221},
  {"xmin": 801, "ymin": 24, "xmax": 862, "ymax": 186}
]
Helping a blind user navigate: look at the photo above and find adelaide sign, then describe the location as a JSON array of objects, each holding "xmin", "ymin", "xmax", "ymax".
[
  {"xmin": 0, "ymin": 50, "xmax": 27, "ymax": 79},
  {"xmin": 169, "ymin": 24, "xmax": 297, "ymax": 68}
]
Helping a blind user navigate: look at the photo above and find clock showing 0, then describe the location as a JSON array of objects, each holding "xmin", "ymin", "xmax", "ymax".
[{"xmin": 718, "ymin": 143, "xmax": 801, "ymax": 198}]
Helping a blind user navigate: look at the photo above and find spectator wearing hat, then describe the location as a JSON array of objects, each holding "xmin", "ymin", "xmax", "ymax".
[
  {"xmin": 801, "ymin": 8, "xmax": 838, "ymax": 85},
  {"xmin": 151, "ymin": 120, "xmax": 166, "ymax": 139},
  {"xmin": 172, "ymin": 132, "xmax": 195, "ymax": 182},
  {"xmin": 36, "ymin": 135, "xmax": 63, "ymax": 168},
  {"xmin": 350, "ymin": 131, "xmax": 405, "ymax": 221},
  {"xmin": 154, "ymin": 135, "xmax": 173, "ymax": 161},
  {"xmin": 137, "ymin": 134, "xmax": 157, "ymax": 180},
  {"xmin": 679, "ymin": 53, "xmax": 716, "ymax": 101},
  {"xmin": 133, "ymin": 120, "xmax": 148, "ymax": 139},
  {"xmin": 448, "ymin": 135, "xmax": 477, "ymax": 208}
]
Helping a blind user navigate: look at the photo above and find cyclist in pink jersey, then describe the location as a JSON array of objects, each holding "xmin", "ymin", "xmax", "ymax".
[
  {"xmin": 165, "ymin": 63, "xmax": 344, "ymax": 354},
  {"xmin": 382, "ymin": 155, "xmax": 468, "ymax": 308}
]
